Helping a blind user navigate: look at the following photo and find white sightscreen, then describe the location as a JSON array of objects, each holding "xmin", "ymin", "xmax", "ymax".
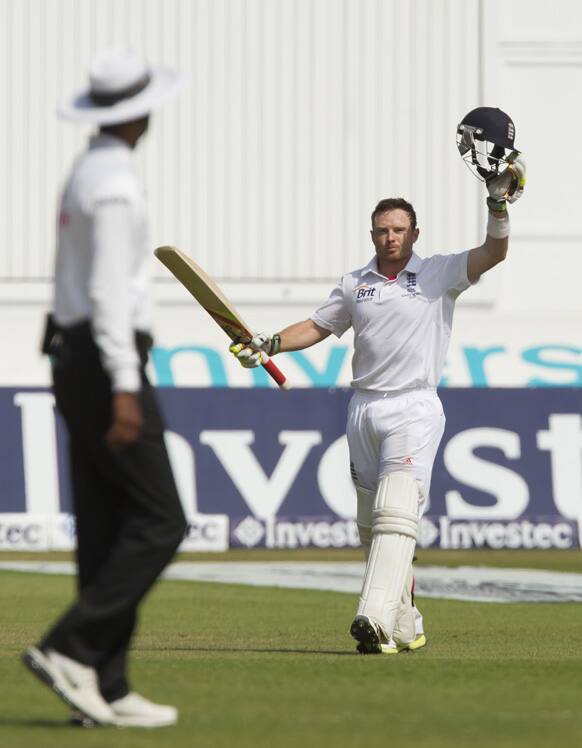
[{"xmin": 0, "ymin": 0, "xmax": 480, "ymax": 283}]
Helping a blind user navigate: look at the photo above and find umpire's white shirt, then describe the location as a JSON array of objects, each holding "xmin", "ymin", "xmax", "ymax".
[
  {"xmin": 311, "ymin": 251, "xmax": 471, "ymax": 392},
  {"xmin": 54, "ymin": 133, "xmax": 152, "ymax": 393}
]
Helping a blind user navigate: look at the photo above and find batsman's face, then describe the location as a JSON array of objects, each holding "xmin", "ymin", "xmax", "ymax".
[{"xmin": 371, "ymin": 209, "xmax": 419, "ymax": 264}]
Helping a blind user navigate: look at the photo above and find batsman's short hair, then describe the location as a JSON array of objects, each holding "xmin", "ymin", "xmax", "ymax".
[{"xmin": 371, "ymin": 198, "xmax": 417, "ymax": 231}]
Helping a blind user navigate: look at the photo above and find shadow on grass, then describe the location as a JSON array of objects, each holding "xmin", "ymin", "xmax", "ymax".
[
  {"xmin": 157, "ymin": 646, "xmax": 356, "ymax": 655},
  {"xmin": 0, "ymin": 718, "xmax": 70, "ymax": 729}
]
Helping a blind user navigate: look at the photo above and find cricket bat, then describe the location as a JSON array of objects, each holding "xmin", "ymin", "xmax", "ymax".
[{"xmin": 154, "ymin": 245, "xmax": 290, "ymax": 389}]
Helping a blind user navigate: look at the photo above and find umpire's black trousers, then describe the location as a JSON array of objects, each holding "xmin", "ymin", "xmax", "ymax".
[{"xmin": 41, "ymin": 323, "xmax": 186, "ymax": 702}]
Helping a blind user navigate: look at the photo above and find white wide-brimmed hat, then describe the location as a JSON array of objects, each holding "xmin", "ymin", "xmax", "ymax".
[{"xmin": 58, "ymin": 48, "xmax": 185, "ymax": 125}]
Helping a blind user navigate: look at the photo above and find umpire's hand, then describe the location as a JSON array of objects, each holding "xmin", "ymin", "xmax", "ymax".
[{"xmin": 106, "ymin": 392, "xmax": 144, "ymax": 451}]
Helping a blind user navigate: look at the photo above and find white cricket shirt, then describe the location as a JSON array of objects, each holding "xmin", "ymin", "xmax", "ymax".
[
  {"xmin": 311, "ymin": 251, "xmax": 471, "ymax": 392},
  {"xmin": 53, "ymin": 134, "xmax": 152, "ymax": 392}
]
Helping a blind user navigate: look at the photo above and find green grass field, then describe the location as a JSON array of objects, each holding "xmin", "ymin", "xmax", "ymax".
[{"xmin": 1, "ymin": 550, "xmax": 581, "ymax": 747}]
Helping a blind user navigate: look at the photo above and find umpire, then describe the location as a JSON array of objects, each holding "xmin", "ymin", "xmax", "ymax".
[{"xmin": 22, "ymin": 49, "xmax": 187, "ymax": 728}]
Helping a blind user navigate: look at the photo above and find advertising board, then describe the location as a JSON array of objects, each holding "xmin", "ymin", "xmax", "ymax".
[{"xmin": 1, "ymin": 388, "xmax": 580, "ymax": 551}]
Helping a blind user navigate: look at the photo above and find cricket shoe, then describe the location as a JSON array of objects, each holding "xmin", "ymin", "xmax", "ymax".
[
  {"xmin": 411, "ymin": 606, "xmax": 427, "ymax": 650},
  {"xmin": 379, "ymin": 633, "xmax": 427, "ymax": 655},
  {"xmin": 21, "ymin": 646, "xmax": 114, "ymax": 725},
  {"xmin": 72, "ymin": 692, "xmax": 178, "ymax": 728},
  {"xmin": 350, "ymin": 615, "xmax": 384, "ymax": 654},
  {"xmin": 383, "ymin": 606, "xmax": 427, "ymax": 654}
]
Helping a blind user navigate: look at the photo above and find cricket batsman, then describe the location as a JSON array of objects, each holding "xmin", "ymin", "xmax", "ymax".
[{"xmin": 230, "ymin": 108, "xmax": 526, "ymax": 654}]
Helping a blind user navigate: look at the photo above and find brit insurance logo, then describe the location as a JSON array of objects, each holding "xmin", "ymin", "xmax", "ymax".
[{"xmin": 354, "ymin": 284, "xmax": 376, "ymax": 303}]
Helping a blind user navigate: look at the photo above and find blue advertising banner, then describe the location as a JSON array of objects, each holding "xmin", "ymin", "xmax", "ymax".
[{"xmin": 1, "ymin": 387, "xmax": 581, "ymax": 551}]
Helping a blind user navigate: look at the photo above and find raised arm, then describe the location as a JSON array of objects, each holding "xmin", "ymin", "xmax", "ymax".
[
  {"xmin": 467, "ymin": 153, "xmax": 526, "ymax": 283},
  {"xmin": 466, "ymin": 221, "xmax": 509, "ymax": 284}
]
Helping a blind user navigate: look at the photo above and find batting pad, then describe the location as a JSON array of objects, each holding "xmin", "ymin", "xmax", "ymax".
[
  {"xmin": 392, "ymin": 565, "xmax": 416, "ymax": 646},
  {"xmin": 356, "ymin": 486, "xmax": 375, "ymax": 562},
  {"xmin": 356, "ymin": 472, "xmax": 420, "ymax": 640}
]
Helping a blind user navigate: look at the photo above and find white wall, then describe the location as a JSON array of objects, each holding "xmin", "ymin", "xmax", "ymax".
[
  {"xmin": 0, "ymin": 0, "xmax": 481, "ymax": 285},
  {"xmin": 482, "ymin": 0, "xmax": 582, "ymax": 314},
  {"xmin": 1, "ymin": 0, "xmax": 581, "ymax": 386}
]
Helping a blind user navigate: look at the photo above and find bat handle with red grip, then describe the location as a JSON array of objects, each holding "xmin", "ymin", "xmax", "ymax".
[{"xmin": 262, "ymin": 358, "xmax": 291, "ymax": 390}]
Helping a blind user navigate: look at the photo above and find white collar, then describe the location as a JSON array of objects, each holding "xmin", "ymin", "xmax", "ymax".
[{"xmin": 361, "ymin": 251, "xmax": 423, "ymax": 279}]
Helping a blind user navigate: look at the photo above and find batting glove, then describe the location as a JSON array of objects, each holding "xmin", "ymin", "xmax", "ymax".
[
  {"xmin": 229, "ymin": 333, "xmax": 281, "ymax": 369},
  {"xmin": 486, "ymin": 152, "xmax": 526, "ymax": 213}
]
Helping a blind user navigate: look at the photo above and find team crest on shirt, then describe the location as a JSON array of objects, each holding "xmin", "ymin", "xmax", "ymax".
[
  {"xmin": 354, "ymin": 284, "xmax": 376, "ymax": 302},
  {"xmin": 402, "ymin": 272, "xmax": 420, "ymax": 298}
]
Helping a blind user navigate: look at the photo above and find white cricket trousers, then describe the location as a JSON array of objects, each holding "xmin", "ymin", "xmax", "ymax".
[{"xmin": 346, "ymin": 388, "xmax": 446, "ymax": 514}]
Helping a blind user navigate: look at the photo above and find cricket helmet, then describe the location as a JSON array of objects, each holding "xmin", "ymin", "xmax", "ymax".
[{"xmin": 456, "ymin": 107, "xmax": 519, "ymax": 182}]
